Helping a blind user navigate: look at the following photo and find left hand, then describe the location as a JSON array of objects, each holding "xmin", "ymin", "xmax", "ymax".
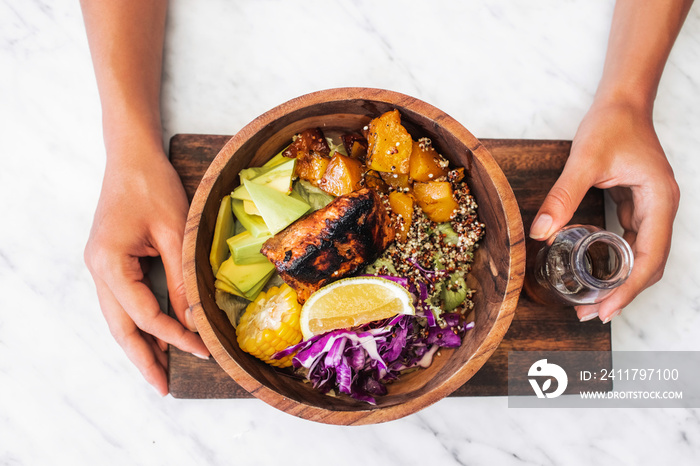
[{"xmin": 529, "ymin": 97, "xmax": 680, "ymax": 323}]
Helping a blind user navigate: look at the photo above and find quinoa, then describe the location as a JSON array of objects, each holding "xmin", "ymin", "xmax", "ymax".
[{"xmin": 369, "ymin": 168, "xmax": 485, "ymax": 318}]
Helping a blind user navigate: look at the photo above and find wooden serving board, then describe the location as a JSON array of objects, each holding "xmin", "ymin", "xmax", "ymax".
[{"xmin": 168, "ymin": 135, "xmax": 610, "ymax": 398}]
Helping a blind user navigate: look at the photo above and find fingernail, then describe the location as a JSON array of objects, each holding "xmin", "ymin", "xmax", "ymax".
[
  {"xmin": 193, "ymin": 353, "xmax": 210, "ymax": 360},
  {"xmin": 530, "ymin": 214, "xmax": 553, "ymax": 240},
  {"xmin": 602, "ymin": 309, "xmax": 622, "ymax": 324},
  {"xmin": 580, "ymin": 311, "xmax": 599, "ymax": 322},
  {"xmin": 185, "ymin": 308, "xmax": 197, "ymax": 332}
]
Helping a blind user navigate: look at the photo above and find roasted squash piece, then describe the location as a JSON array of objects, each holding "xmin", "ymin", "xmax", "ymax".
[
  {"xmin": 413, "ymin": 181, "xmax": 459, "ymax": 223},
  {"xmin": 366, "ymin": 109, "xmax": 412, "ymax": 174},
  {"xmin": 409, "ymin": 137, "xmax": 449, "ymax": 182},
  {"xmin": 363, "ymin": 170, "xmax": 389, "ymax": 193},
  {"xmin": 380, "ymin": 171, "xmax": 411, "ymax": 190},
  {"xmin": 341, "ymin": 134, "xmax": 369, "ymax": 162},
  {"xmin": 318, "ymin": 154, "xmax": 364, "ymax": 196},
  {"xmin": 388, "ymin": 191, "xmax": 414, "ymax": 242},
  {"xmin": 282, "ymin": 128, "xmax": 330, "ymax": 158},
  {"xmin": 295, "ymin": 151, "xmax": 331, "ymax": 186}
]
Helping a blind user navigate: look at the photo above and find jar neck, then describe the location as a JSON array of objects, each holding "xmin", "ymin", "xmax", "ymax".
[{"xmin": 571, "ymin": 231, "xmax": 634, "ymax": 290}]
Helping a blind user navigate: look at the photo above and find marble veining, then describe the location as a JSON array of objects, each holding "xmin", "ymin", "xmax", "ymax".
[{"xmin": 2, "ymin": 0, "xmax": 700, "ymax": 464}]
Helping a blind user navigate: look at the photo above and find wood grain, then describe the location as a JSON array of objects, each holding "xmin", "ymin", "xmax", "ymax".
[{"xmin": 169, "ymin": 135, "xmax": 610, "ymax": 399}]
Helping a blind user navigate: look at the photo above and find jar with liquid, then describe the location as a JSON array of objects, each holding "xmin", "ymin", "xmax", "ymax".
[{"xmin": 524, "ymin": 225, "xmax": 634, "ymax": 306}]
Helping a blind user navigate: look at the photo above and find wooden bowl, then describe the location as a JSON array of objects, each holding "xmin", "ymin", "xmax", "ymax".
[{"xmin": 183, "ymin": 88, "xmax": 525, "ymax": 425}]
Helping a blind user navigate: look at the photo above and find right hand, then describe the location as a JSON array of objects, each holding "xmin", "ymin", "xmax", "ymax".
[
  {"xmin": 84, "ymin": 143, "xmax": 210, "ymax": 396},
  {"xmin": 530, "ymin": 98, "xmax": 680, "ymax": 323}
]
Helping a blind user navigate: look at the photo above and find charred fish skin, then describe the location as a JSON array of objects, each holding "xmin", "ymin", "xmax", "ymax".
[{"xmin": 261, "ymin": 188, "xmax": 394, "ymax": 302}]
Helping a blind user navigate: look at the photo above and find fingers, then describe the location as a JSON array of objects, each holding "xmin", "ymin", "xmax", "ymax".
[
  {"xmin": 575, "ymin": 303, "xmax": 600, "ymax": 322},
  {"xmin": 530, "ymin": 160, "xmax": 594, "ymax": 240},
  {"xmin": 93, "ymin": 275, "xmax": 169, "ymax": 396},
  {"xmin": 94, "ymin": 251, "xmax": 210, "ymax": 358},
  {"xmin": 595, "ymin": 220, "xmax": 671, "ymax": 321},
  {"xmin": 576, "ymin": 186, "xmax": 676, "ymax": 323},
  {"xmin": 154, "ymin": 228, "xmax": 198, "ymax": 333}
]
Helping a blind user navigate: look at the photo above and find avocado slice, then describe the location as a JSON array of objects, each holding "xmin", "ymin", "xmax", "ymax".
[
  {"xmin": 243, "ymin": 199, "xmax": 261, "ymax": 216},
  {"xmin": 233, "ymin": 218, "xmax": 246, "ymax": 236},
  {"xmin": 226, "ymin": 230, "xmax": 272, "ymax": 265},
  {"xmin": 216, "ymin": 256, "xmax": 275, "ymax": 293},
  {"xmin": 242, "ymin": 269, "xmax": 276, "ymax": 300},
  {"xmin": 215, "ymin": 278, "xmax": 245, "ymax": 298},
  {"xmin": 215, "ymin": 267, "xmax": 275, "ymax": 302},
  {"xmin": 231, "ymin": 199, "xmax": 270, "ymax": 237},
  {"xmin": 232, "ymin": 158, "xmax": 296, "ymax": 201},
  {"xmin": 263, "ymin": 144, "xmax": 291, "ymax": 168},
  {"xmin": 210, "ymin": 195, "xmax": 236, "ymax": 276},
  {"xmin": 243, "ymin": 179, "xmax": 310, "ymax": 235},
  {"xmin": 441, "ymin": 272, "xmax": 468, "ymax": 311}
]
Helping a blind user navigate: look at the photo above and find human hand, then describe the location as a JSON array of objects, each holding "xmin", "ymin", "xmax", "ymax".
[
  {"xmin": 84, "ymin": 144, "xmax": 210, "ymax": 396},
  {"xmin": 529, "ymin": 98, "xmax": 680, "ymax": 323}
]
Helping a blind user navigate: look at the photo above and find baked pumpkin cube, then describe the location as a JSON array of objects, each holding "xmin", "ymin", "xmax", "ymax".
[
  {"xmin": 341, "ymin": 133, "xmax": 368, "ymax": 162},
  {"xmin": 282, "ymin": 128, "xmax": 330, "ymax": 158},
  {"xmin": 295, "ymin": 151, "xmax": 331, "ymax": 186},
  {"xmin": 380, "ymin": 171, "xmax": 411, "ymax": 190},
  {"xmin": 388, "ymin": 191, "xmax": 414, "ymax": 242},
  {"xmin": 413, "ymin": 181, "xmax": 459, "ymax": 223},
  {"xmin": 366, "ymin": 109, "xmax": 413, "ymax": 174},
  {"xmin": 318, "ymin": 154, "xmax": 364, "ymax": 196},
  {"xmin": 409, "ymin": 138, "xmax": 449, "ymax": 182},
  {"xmin": 363, "ymin": 170, "xmax": 389, "ymax": 193}
]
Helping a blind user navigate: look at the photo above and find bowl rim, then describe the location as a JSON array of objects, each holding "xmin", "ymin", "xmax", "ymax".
[{"xmin": 182, "ymin": 87, "xmax": 525, "ymax": 425}]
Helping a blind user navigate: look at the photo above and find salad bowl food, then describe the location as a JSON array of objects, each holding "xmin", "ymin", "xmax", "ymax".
[{"xmin": 182, "ymin": 88, "xmax": 525, "ymax": 425}]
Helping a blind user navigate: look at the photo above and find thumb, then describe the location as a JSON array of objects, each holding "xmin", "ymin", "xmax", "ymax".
[{"xmin": 530, "ymin": 161, "xmax": 593, "ymax": 240}]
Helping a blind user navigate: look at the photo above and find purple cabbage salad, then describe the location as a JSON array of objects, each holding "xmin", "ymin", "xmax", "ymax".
[{"xmin": 273, "ymin": 275, "xmax": 475, "ymax": 404}]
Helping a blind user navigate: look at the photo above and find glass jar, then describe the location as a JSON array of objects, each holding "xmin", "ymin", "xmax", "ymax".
[{"xmin": 524, "ymin": 225, "xmax": 633, "ymax": 306}]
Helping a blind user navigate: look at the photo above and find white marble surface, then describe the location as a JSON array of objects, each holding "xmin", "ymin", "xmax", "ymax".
[{"xmin": 2, "ymin": 0, "xmax": 700, "ymax": 464}]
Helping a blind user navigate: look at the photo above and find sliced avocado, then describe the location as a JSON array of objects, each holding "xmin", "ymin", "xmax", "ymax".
[
  {"xmin": 231, "ymin": 184, "xmax": 252, "ymax": 201},
  {"xmin": 216, "ymin": 256, "xmax": 275, "ymax": 293},
  {"xmin": 243, "ymin": 179, "xmax": 310, "ymax": 235},
  {"xmin": 233, "ymin": 158, "xmax": 297, "ymax": 201},
  {"xmin": 289, "ymin": 185, "xmax": 313, "ymax": 214},
  {"xmin": 251, "ymin": 158, "xmax": 295, "ymax": 192},
  {"xmin": 436, "ymin": 222, "xmax": 459, "ymax": 246},
  {"xmin": 233, "ymin": 218, "xmax": 246, "ymax": 236},
  {"xmin": 263, "ymin": 144, "xmax": 292, "ymax": 168},
  {"xmin": 210, "ymin": 195, "xmax": 236, "ymax": 276},
  {"xmin": 291, "ymin": 179, "xmax": 334, "ymax": 212},
  {"xmin": 231, "ymin": 199, "xmax": 270, "ymax": 237},
  {"xmin": 441, "ymin": 272, "xmax": 468, "ymax": 311},
  {"xmin": 215, "ymin": 278, "xmax": 245, "ymax": 298},
  {"xmin": 239, "ymin": 166, "xmax": 270, "ymax": 182},
  {"xmin": 227, "ymin": 230, "xmax": 272, "ymax": 265},
  {"xmin": 242, "ymin": 268, "xmax": 276, "ymax": 301},
  {"xmin": 263, "ymin": 152, "xmax": 287, "ymax": 168},
  {"xmin": 243, "ymin": 199, "xmax": 261, "ymax": 216}
]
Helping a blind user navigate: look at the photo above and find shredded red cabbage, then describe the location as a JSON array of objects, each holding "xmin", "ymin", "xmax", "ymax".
[{"xmin": 273, "ymin": 312, "xmax": 475, "ymax": 404}]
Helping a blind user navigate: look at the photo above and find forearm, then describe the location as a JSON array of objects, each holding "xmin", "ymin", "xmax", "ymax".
[
  {"xmin": 595, "ymin": 0, "xmax": 693, "ymax": 113},
  {"xmin": 80, "ymin": 0, "xmax": 168, "ymax": 158}
]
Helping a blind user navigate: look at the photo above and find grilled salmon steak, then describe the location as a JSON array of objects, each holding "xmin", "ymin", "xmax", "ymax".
[{"xmin": 261, "ymin": 188, "xmax": 395, "ymax": 303}]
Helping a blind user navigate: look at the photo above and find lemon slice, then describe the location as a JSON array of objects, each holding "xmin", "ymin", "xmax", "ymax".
[{"xmin": 300, "ymin": 277, "xmax": 415, "ymax": 340}]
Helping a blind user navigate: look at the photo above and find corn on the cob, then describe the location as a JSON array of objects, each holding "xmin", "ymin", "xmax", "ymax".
[{"xmin": 236, "ymin": 284, "xmax": 302, "ymax": 367}]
